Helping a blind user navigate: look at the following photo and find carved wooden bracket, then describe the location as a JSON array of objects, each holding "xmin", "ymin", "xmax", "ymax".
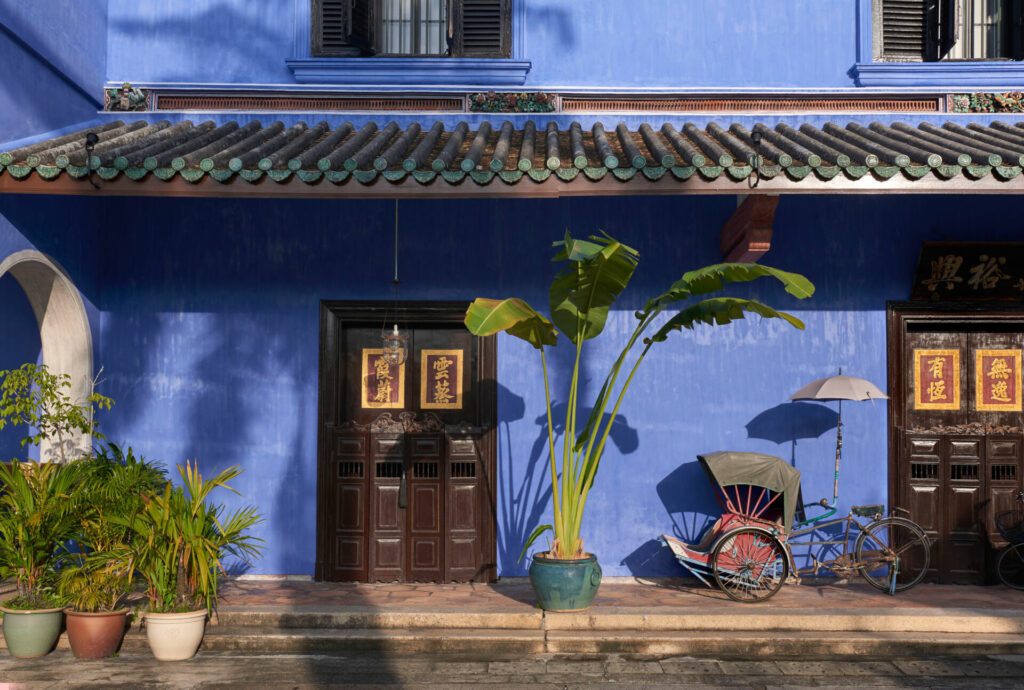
[{"xmin": 720, "ymin": 194, "xmax": 779, "ymax": 263}]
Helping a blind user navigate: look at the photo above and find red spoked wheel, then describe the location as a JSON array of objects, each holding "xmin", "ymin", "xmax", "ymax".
[{"xmin": 711, "ymin": 528, "xmax": 788, "ymax": 602}]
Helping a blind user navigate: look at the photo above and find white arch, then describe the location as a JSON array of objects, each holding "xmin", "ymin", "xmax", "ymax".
[{"xmin": 0, "ymin": 250, "xmax": 94, "ymax": 461}]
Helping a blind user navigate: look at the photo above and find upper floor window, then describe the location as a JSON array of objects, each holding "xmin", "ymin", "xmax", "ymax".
[
  {"xmin": 313, "ymin": 0, "xmax": 511, "ymax": 58},
  {"xmin": 876, "ymin": 0, "xmax": 1023, "ymax": 61}
]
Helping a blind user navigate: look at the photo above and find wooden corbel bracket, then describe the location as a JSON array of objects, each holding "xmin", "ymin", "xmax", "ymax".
[{"xmin": 720, "ymin": 194, "xmax": 779, "ymax": 263}]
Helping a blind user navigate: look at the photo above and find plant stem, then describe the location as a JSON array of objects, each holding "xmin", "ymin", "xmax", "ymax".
[
  {"xmin": 540, "ymin": 348, "xmax": 561, "ymax": 536},
  {"xmin": 576, "ymin": 338, "xmax": 654, "ymax": 521}
]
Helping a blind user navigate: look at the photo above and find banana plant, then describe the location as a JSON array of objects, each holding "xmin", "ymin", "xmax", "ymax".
[{"xmin": 465, "ymin": 231, "xmax": 814, "ymax": 561}]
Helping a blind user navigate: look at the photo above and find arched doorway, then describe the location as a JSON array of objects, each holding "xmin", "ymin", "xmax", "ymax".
[{"xmin": 0, "ymin": 250, "xmax": 94, "ymax": 460}]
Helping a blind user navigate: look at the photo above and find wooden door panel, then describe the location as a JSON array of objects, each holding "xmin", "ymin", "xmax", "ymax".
[
  {"xmin": 374, "ymin": 484, "xmax": 402, "ymax": 530},
  {"xmin": 335, "ymin": 537, "xmax": 363, "ymax": 570},
  {"xmin": 372, "ymin": 537, "xmax": 404, "ymax": 581},
  {"xmin": 411, "ymin": 484, "xmax": 440, "ymax": 531},
  {"xmin": 337, "ymin": 485, "xmax": 364, "ymax": 530},
  {"xmin": 449, "ymin": 484, "xmax": 477, "ymax": 531},
  {"xmin": 449, "ymin": 537, "xmax": 478, "ymax": 570}
]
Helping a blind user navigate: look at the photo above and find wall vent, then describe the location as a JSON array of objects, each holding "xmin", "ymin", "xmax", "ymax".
[
  {"xmin": 157, "ymin": 95, "xmax": 465, "ymax": 112},
  {"xmin": 561, "ymin": 96, "xmax": 942, "ymax": 113}
]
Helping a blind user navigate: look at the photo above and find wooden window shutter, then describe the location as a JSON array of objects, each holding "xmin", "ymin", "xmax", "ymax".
[
  {"xmin": 879, "ymin": 0, "xmax": 939, "ymax": 61},
  {"xmin": 313, "ymin": 0, "xmax": 376, "ymax": 56},
  {"xmin": 452, "ymin": 0, "xmax": 511, "ymax": 58},
  {"xmin": 1012, "ymin": 1, "xmax": 1024, "ymax": 60}
]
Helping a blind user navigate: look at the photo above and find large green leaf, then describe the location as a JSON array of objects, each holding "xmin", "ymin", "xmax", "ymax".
[
  {"xmin": 464, "ymin": 298, "xmax": 558, "ymax": 349},
  {"xmin": 648, "ymin": 297, "xmax": 805, "ymax": 343},
  {"xmin": 549, "ymin": 231, "xmax": 639, "ymax": 344},
  {"xmin": 644, "ymin": 263, "xmax": 814, "ymax": 314}
]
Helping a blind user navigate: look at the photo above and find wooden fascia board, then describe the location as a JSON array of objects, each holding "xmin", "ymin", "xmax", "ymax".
[{"xmin": 2, "ymin": 172, "xmax": 1024, "ymax": 199}]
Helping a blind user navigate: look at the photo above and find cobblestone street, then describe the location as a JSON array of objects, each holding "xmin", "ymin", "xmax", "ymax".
[{"xmin": 2, "ymin": 652, "xmax": 1024, "ymax": 688}]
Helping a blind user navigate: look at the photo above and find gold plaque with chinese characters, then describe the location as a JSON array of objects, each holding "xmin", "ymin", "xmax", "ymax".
[
  {"xmin": 420, "ymin": 349, "xmax": 463, "ymax": 410},
  {"xmin": 913, "ymin": 349, "xmax": 960, "ymax": 411},
  {"xmin": 975, "ymin": 349, "xmax": 1022, "ymax": 412},
  {"xmin": 361, "ymin": 349, "xmax": 405, "ymax": 409}
]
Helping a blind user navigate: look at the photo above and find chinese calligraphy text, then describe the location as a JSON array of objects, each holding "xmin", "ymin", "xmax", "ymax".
[
  {"xmin": 362, "ymin": 349, "xmax": 405, "ymax": 409},
  {"xmin": 975, "ymin": 349, "xmax": 1023, "ymax": 412},
  {"xmin": 914, "ymin": 349, "xmax": 961, "ymax": 411},
  {"xmin": 420, "ymin": 349, "xmax": 463, "ymax": 410}
]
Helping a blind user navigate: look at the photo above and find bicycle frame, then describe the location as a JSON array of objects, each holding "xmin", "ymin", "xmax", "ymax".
[{"xmin": 788, "ymin": 512, "xmax": 872, "ymax": 577}]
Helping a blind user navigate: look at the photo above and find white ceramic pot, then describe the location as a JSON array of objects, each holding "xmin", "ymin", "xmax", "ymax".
[{"xmin": 143, "ymin": 609, "xmax": 207, "ymax": 661}]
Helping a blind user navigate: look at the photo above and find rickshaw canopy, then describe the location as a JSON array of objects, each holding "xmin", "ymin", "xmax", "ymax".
[{"xmin": 698, "ymin": 451, "xmax": 802, "ymax": 531}]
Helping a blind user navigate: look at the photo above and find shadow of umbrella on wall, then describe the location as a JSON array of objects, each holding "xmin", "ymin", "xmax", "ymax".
[
  {"xmin": 790, "ymin": 372, "xmax": 888, "ymax": 508},
  {"xmin": 745, "ymin": 402, "xmax": 841, "ymax": 465}
]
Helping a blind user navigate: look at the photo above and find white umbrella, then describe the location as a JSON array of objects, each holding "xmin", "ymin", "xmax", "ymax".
[
  {"xmin": 790, "ymin": 374, "xmax": 888, "ymax": 402},
  {"xmin": 788, "ymin": 371, "xmax": 888, "ymax": 510}
]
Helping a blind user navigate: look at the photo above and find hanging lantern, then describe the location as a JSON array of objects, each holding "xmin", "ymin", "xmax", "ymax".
[{"xmin": 381, "ymin": 323, "xmax": 408, "ymax": 366}]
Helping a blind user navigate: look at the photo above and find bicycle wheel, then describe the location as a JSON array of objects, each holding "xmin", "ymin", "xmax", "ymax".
[
  {"xmin": 855, "ymin": 517, "xmax": 931, "ymax": 593},
  {"xmin": 997, "ymin": 544, "xmax": 1024, "ymax": 591},
  {"xmin": 711, "ymin": 528, "xmax": 788, "ymax": 603}
]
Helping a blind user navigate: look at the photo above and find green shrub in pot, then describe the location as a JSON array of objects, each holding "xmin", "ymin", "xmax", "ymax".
[
  {"xmin": 58, "ymin": 445, "xmax": 168, "ymax": 659},
  {"xmin": 111, "ymin": 462, "xmax": 262, "ymax": 660}
]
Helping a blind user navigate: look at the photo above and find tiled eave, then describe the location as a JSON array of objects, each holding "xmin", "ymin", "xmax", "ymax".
[{"xmin": 3, "ymin": 118, "xmax": 1024, "ymax": 198}]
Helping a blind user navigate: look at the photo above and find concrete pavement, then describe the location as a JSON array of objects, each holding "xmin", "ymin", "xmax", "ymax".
[{"xmin": 2, "ymin": 651, "xmax": 1024, "ymax": 688}]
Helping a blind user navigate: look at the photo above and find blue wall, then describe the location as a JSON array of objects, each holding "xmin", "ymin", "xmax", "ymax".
[
  {"xmin": 105, "ymin": 0, "xmax": 862, "ymax": 89},
  {"xmin": 0, "ymin": 273, "xmax": 40, "ymax": 460},
  {"xmin": 0, "ymin": 191, "xmax": 987, "ymax": 577},
  {"xmin": 0, "ymin": 0, "xmax": 106, "ymax": 141}
]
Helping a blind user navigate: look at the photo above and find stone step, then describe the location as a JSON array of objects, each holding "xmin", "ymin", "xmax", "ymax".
[
  {"xmin": 545, "ymin": 630, "xmax": 1024, "ymax": 658},
  {"xmin": 214, "ymin": 607, "xmax": 543, "ymax": 630},
  {"xmin": 3, "ymin": 626, "xmax": 1023, "ymax": 658},
  {"xmin": 542, "ymin": 607, "xmax": 1024, "ymax": 635},
  {"xmin": 214, "ymin": 606, "xmax": 1024, "ymax": 635}
]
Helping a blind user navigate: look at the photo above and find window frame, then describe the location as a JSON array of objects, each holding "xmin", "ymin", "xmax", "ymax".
[
  {"xmin": 290, "ymin": 0, "xmax": 530, "ymax": 86},
  {"xmin": 854, "ymin": 0, "xmax": 1024, "ymax": 86}
]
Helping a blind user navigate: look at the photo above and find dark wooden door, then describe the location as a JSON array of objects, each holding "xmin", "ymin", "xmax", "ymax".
[
  {"xmin": 317, "ymin": 302, "xmax": 496, "ymax": 583},
  {"xmin": 892, "ymin": 309, "xmax": 1024, "ymax": 584}
]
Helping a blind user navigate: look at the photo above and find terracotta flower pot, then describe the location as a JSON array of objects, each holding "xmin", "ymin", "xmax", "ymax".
[
  {"xmin": 528, "ymin": 552, "xmax": 602, "ymax": 611},
  {"xmin": 65, "ymin": 609, "xmax": 130, "ymax": 659},
  {"xmin": 0, "ymin": 607, "xmax": 64, "ymax": 658},
  {"xmin": 144, "ymin": 609, "xmax": 207, "ymax": 661}
]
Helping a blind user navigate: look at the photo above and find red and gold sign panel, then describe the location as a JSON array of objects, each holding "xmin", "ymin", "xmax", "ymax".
[
  {"xmin": 975, "ymin": 349, "xmax": 1022, "ymax": 412},
  {"xmin": 913, "ymin": 349, "xmax": 961, "ymax": 411},
  {"xmin": 420, "ymin": 349, "xmax": 463, "ymax": 410},
  {"xmin": 361, "ymin": 349, "xmax": 405, "ymax": 409}
]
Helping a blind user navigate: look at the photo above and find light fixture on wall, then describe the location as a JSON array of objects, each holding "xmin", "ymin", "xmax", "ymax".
[{"xmin": 381, "ymin": 199, "xmax": 408, "ymax": 366}]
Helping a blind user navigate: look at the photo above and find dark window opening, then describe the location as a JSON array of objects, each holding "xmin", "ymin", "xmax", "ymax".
[
  {"xmin": 877, "ymin": 0, "xmax": 1023, "ymax": 61},
  {"xmin": 312, "ymin": 0, "xmax": 511, "ymax": 58}
]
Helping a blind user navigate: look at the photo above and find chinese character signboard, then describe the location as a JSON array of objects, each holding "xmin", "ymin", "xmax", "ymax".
[
  {"xmin": 913, "ymin": 242, "xmax": 1024, "ymax": 301},
  {"xmin": 361, "ymin": 349, "xmax": 405, "ymax": 409},
  {"xmin": 420, "ymin": 349, "xmax": 463, "ymax": 410},
  {"xmin": 975, "ymin": 349, "xmax": 1022, "ymax": 412},
  {"xmin": 913, "ymin": 349, "xmax": 961, "ymax": 411}
]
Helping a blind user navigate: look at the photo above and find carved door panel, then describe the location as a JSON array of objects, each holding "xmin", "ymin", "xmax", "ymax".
[
  {"xmin": 318, "ymin": 306, "xmax": 495, "ymax": 583},
  {"xmin": 898, "ymin": 321, "xmax": 1024, "ymax": 584},
  {"xmin": 946, "ymin": 436, "xmax": 984, "ymax": 584}
]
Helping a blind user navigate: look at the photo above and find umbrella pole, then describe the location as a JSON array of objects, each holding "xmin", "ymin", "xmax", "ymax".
[{"xmin": 833, "ymin": 399, "xmax": 843, "ymax": 506}]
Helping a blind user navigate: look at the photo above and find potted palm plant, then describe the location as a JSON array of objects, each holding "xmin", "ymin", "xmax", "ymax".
[
  {"xmin": 465, "ymin": 232, "xmax": 814, "ymax": 610},
  {"xmin": 114, "ymin": 462, "xmax": 262, "ymax": 661},
  {"xmin": 0, "ymin": 363, "xmax": 112, "ymax": 658},
  {"xmin": 0, "ymin": 461, "xmax": 79, "ymax": 657},
  {"xmin": 58, "ymin": 446, "xmax": 167, "ymax": 659}
]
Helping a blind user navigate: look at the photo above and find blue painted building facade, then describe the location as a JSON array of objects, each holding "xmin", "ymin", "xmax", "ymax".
[{"xmin": 2, "ymin": 1, "xmax": 1023, "ymax": 579}]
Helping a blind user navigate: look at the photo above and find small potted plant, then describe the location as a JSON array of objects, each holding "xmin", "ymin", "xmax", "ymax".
[
  {"xmin": 115, "ymin": 462, "xmax": 262, "ymax": 661},
  {"xmin": 0, "ymin": 461, "xmax": 78, "ymax": 657},
  {"xmin": 465, "ymin": 232, "xmax": 813, "ymax": 610},
  {"xmin": 58, "ymin": 446, "xmax": 167, "ymax": 659},
  {"xmin": 0, "ymin": 364, "xmax": 113, "ymax": 657}
]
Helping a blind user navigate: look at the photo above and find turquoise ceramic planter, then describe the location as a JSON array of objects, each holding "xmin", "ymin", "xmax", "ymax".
[
  {"xmin": 528, "ymin": 553, "xmax": 602, "ymax": 611},
  {"xmin": 1, "ymin": 608, "xmax": 64, "ymax": 658}
]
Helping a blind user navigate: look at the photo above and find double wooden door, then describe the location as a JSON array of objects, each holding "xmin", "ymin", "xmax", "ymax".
[
  {"xmin": 317, "ymin": 303, "xmax": 496, "ymax": 583},
  {"xmin": 891, "ymin": 309, "xmax": 1024, "ymax": 584}
]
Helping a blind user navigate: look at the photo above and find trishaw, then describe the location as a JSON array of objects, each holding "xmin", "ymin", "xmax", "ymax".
[{"xmin": 661, "ymin": 450, "xmax": 932, "ymax": 602}]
